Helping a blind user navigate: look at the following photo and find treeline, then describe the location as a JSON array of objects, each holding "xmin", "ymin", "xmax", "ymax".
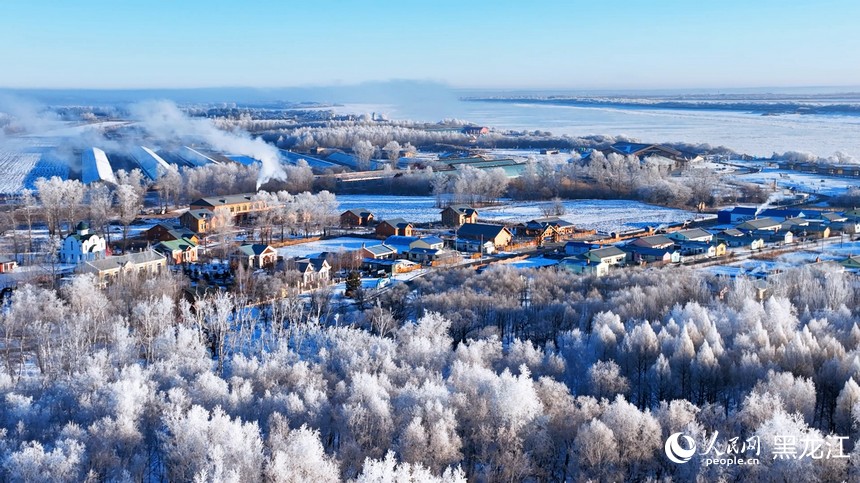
[{"xmin": 1, "ymin": 259, "xmax": 859, "ymax": 480}]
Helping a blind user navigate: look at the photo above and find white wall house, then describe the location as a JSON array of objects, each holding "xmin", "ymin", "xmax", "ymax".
[{"xmin": 60, "ymin": 222, "xmax": 107, "ymax": 264}]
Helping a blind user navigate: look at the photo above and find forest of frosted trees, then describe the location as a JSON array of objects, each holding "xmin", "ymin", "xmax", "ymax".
[{"xmin": 1, "ymin": 262, "xmax": 860, "ymax": 481}]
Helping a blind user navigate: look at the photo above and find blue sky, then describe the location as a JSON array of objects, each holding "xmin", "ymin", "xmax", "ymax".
[{"xmin": 1, "ymin": 0, "xmax": 857, "ymax": 90}]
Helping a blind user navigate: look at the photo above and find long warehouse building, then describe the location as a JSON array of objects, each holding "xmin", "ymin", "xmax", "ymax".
[
  {"xmin": 81, "ymin": 147, "xmax": 118, "ymax": 184},
  {"xmin": 176, "ymin": 146, "xmax": 217, "ymax": 167},
  {"xmin": 131, "ymin": 146, "xmax": 172, "ymax": 180}
]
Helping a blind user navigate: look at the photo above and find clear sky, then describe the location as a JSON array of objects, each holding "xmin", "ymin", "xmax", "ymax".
[{"xmin": 1, "ymin": 0, "xmax": 858, "ymax": 90}]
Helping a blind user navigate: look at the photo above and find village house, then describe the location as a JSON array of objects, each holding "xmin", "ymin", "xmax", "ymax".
[
  {"xmin": 781, "ymin": 217, "xmax": 810, "ymax": 231},
  {"xmin": 233, "ymin": 243, "xmax": 278, "ymax": 269},
  {"xmin": 375, "ymin": 218, "xmax": 414, "ymax": 238},
  {"xmin": 145, "ymin": 223, "xmax": 199, "ymax": 245},
  {"xmin": 363, "ymin": 258, "xmax": 417, "ymax": 276},
  {"xmin": 293, "ymin": 257, "xmax": 331, "ymax": 288},
  {"xmin": 676, "ymin": 241, "xmax": 721, "ymax": 260},
  {"xmin": 798, "ymin": 224, "xmax": 831, "ymax": 240},
  {"xmin": 753, "ymin": 230, "xmax": 794, "ymax": 245},
  {"xmin": 0, "ymin": 258, "xmax": 17, "ymax": 273},
  {"xmin": 737, "ymin": 217, "xmax": 783, "ymax": 233},
  {"xmin": 441, "ymin": 205, "xmax": 479, "ymax": 227},
  {"xmin": 406, "ymin": 247, "xmax": 458, "ymax": 264},
  {"xmin": 829, "ymin": 220, "xmax": 860, "ymax": 235},
  {"xmin": 717, "ymin": 207, "xmax": 808, "ymax": 224},
  {"xmin": 845, "ymin": 209, "xmax": 860, "ymax": 220},
  {"xmin": 190, "ymin": 194, "xmax": 267, "ymax": 222},
  {"xmin": 411, "ymin": 236, "xmax": 445, "ymax": 251},
  {"xmin": 629, "ymin": 234, "xmax": 675, "ymax": 250},
  {"xmin": 608, "ymin": 142, "xmax": 684, "ymax": 160},
  {"xmin": 384, "ymin": 236, "xmax": 420, "ymax": 254},
  {"xmin": 462, "ymin": 126, "xmax": 489, "ymax": 136},
  {"xmin": 624, "ymin": 245, "xmax": 680, "ymax": 264},
  {"xmin": 516, "ymin": 219, "xmax": 568, "ymax": 242},
  {"xmin": 180, "ymin": 209, "xmax": 214, "ymax": 234},
  {"xmin": 456, "ymin": 223, "xmax": 513, "ymax": 250},
  {"xmin": 340, "ymin": 208, "xmax": 374, "ymax": 227},
  {"xmin": 564, "ymin": 241, "xmax": 600, "ymax": 256},
  {"xmin": 520, "ymin": 217, "xmax": 576, "ymax": 239},
  {"xmin": 153, "ymin": 238, "xmax": 199, "ymax": 265},
  {"xmin": 819, "ymin": 212, "xmax": 847, "ymax": 224},
  {"xmin": 667, "ymin": 228, "xmax": 713, "ymax": 243},
  {"xmin": 60, "ymin": 222, "xmax": 107, "ymax": 264},
  {"xmin": 559, "ymin": 257, "xmax": 610, "ymax": 277},
  {"xmin": 360, "ymin": 243, "xmax": 398, "ymax": 260},
  {"xmin": 455, "ymin": 239, "xmax": 496, "ymax": 254},
  {"xmin": 82, "ymin": 249, "xmax": 167, "ymax": 282},
  {"xmin": 584, "ymin": 246, "xmax": 627, "ymax": 266},
  {"xmin": 716, "ymin": 230, "xmax": 765, "ymax": 250},
  {"xmin": 840, "ymin": 256, "xmax": 860, "ymax": 271}
]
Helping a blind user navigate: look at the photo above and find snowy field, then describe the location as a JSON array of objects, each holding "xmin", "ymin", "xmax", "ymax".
[
  {"xmin": 276, "ymin": 237, "xmax": 373, "ymax": 259},
  {"xmin": 0, "ymin": 152, "xmax": 41, "ymax": 194},
  {"xmin": 0, "ymin": 149, "xmax": 71, "ymax": 194},
  {"xmin": 703, "ymin": 238, "xmax": 860, "ymax": 277},
  {"xmin": 358, "ymin": 98, "xmax": 860, "ymax": 160},
  {"xmin": 731, "ymin": 167, "xmax": 857, "ymax": 197},
  {"xmin": 336, "ymin": 195, "xmax": 698, "ymax": 233},
  {"xmin": 504, "ymin": 256, "xmax": 560, "ymax": 269}
]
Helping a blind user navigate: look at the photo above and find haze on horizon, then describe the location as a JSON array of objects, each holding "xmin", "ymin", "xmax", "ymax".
[{"xmin": 1, "ymin": 0, "xmax": 857, "ymax": 92}]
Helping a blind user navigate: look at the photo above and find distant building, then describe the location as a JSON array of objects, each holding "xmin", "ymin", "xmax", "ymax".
[
  {"xmin": 153, "ymin": 238, "xmax": 199, "ymax": 265},
  {"xmin": 565, "ymin": 241, "xmax": 600, "ymax": 256},
  {"xmin": 189, "ymin": 194, "xmax": 267, "ymax": 222},
  {"xmin": 462, "ymin": 126, "xmax": 489, "ymax": 136},
  {"xmin": 584, "ymin": 246, "xmax": 627, "ymax": 266},
  {"xmin": 441, "ymin": 205, "xmax": 478, "ymax": 227},
  {"xmin": 384, "ymin": 236, "xmax": 420, "ymax": 254},
  {"xmin": 667, "ymin": 228, "xmax": 713, "ymax": 243},
  {"xmin": 233, "ymin": 244, "xmax": 277, "ymax": 269},
  {"xmin": 360, "ymin": 244, "xmax": 398, "ymax": 260},
  {"xmin": 82, "ymin": 250, "xmax": 167, "ymax": 282},
  {"xmin": 715, "ymin": 230, "xmax": 765, "ymax": 250},
  {"xmin": 518, "ymin": 217, "xmax": 576, "ymax": 240},
  {"xmin": 340, "ymin": 208, "xmax": 374, "ymax": 227},
  {"xmin": 376, "ymin": 218, "xmax": 414, "ymax": 238},
  {"xmin": 718, "ymin": 206, "xmax": 808, "ymax": 224},
  {"xmin": 559, "ymin": 257, "xmax": 609, "ymax": 276},
  {"xmin": 624, "ymin": 246, "xmax": 680, "ymax": 264},
  {"xmin": 293, "ymin": 257, "xmax": 332, "ymax": 287},
  {"xmin": 0, "ymin": 258, "xmax": 17, "ymax": 273},
  {"xmin": 180, "ymin": 209, "xmax": 214, "ymax": 234},
  {"xmin": 629, "ymin": 234, "xmax": 675, "ymax": 250},
  {"xmin": 607, "ymin": 142, "xmax": 692, "ymax": 165},
  {"xmin": 455, "ymin": 239, "xmax": 496, "ymax": 254},
  {"xmin": 456, "ymin": 223, "xmax": 513, "ymax": 249},
  {"xmin": 406, "ymin": 247, "xmax": 458, "ymax": 264},
  {"xmin": 145, "ymin": 223, "xmax": 199, "ymax": 245},
  {"xmin": 737, "ymin": 217, "xmax": 783, "ymax": 233},
  {"xmin": 840, "ymin": 255, "xmax": 860, "ymax": 271},
  {"xmin": 411, "ymin": 236, "xmax": 445, "ymax": 251},
  {"xmin": 60, "ymin": 222, "xmax": 107, "ymax": 264}
]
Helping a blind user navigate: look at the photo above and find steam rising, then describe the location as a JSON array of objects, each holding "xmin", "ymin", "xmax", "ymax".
[{"xmin": 129, "ymin": 100, "xmax": 286, "ymax": 188}]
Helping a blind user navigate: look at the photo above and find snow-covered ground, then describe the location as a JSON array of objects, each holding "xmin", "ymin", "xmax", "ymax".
[
  {"xmin": 505, "ymin": 256, "xmax": 560, "ymax": 269},
  {"xmin": 703, "ymin": 238, "xmax": 860, "ymax": 277},
  {"xmin": 0, "ymin": 151, "xmax": 41, "ymax": 194},
  {"xmin": 731, "ymin": 167, "xmax": 856, "ymax": 197},
  {"xmin": 336, "ymin": 195, "xmax": 699, "ymax": 233},
  {"xmin": 276, "ymin": 237, "xmax": 374, "ymax": 259}
]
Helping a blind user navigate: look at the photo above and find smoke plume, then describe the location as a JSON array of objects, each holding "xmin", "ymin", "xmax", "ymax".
[{"xmin": 129, "ymin": 100, "xmax": 287, "ymax": 188}]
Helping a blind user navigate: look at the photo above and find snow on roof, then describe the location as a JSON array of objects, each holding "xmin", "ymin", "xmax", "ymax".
[
  {"xmin": 131, "ymin": 146, "xmax": 172, "ymax": 180},
  {"xmin": 81, "ymin": 147, "xmax": 117, "ymax": 184}
]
